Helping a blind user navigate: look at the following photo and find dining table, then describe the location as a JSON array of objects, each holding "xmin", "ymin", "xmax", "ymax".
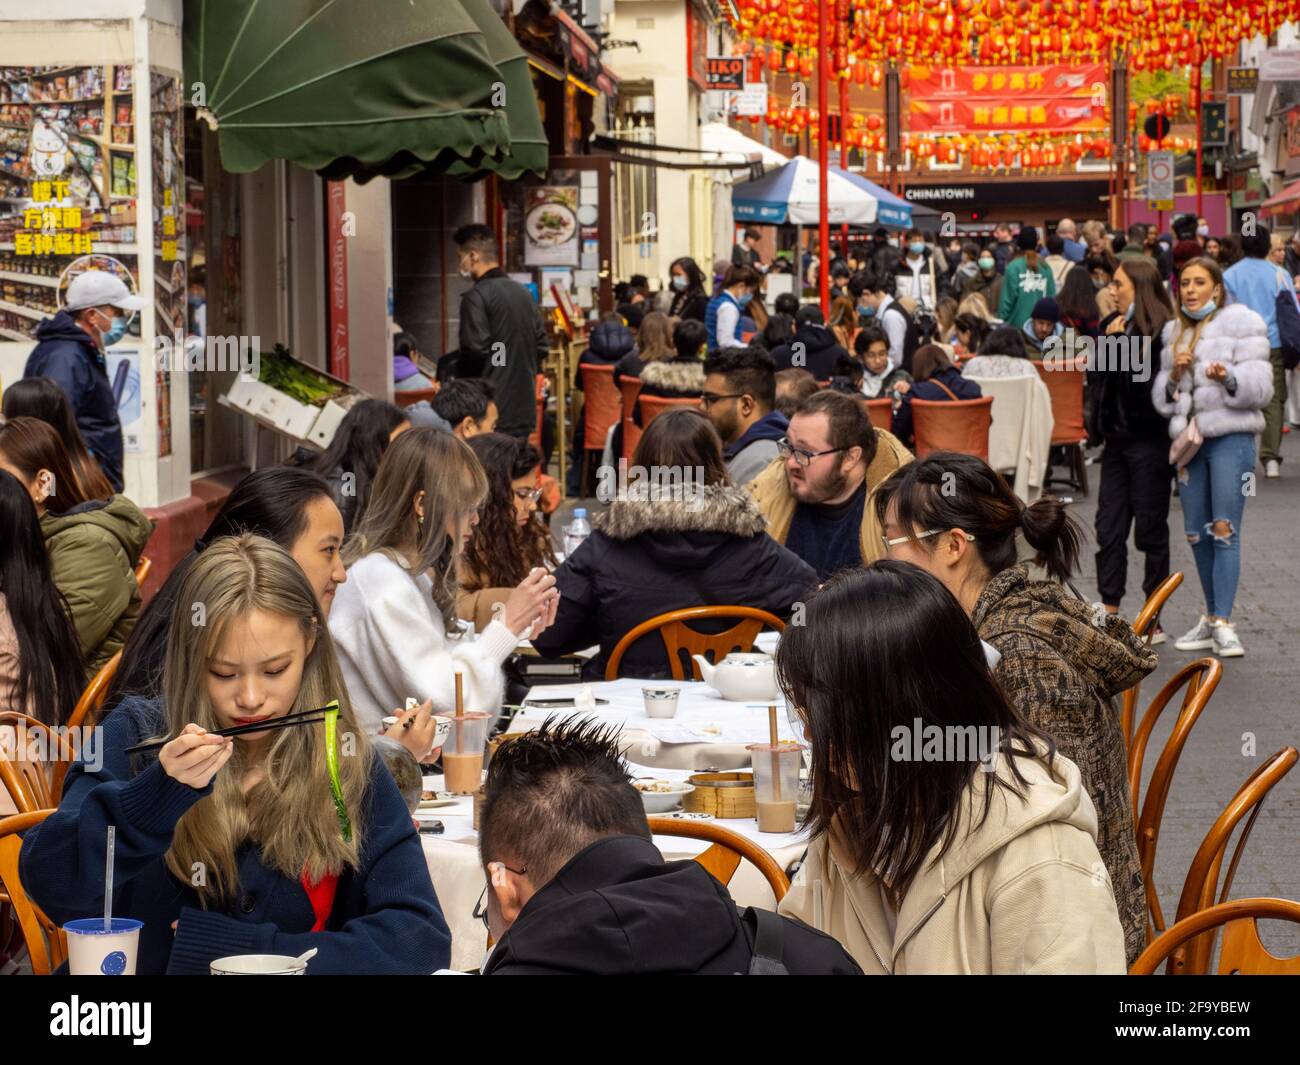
[{"xmin": 420, "ymin": 661, "xmax": 809, "ymax": 972}]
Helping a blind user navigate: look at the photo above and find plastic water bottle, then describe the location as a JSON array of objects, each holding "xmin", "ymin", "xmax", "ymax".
[{"xmin": 563, "ymin": 507, "xmax": 591, "ymax": 558}]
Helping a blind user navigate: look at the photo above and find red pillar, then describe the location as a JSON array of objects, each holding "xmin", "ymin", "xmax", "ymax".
[
  {"xmin": 839, "ymin": 71, "xmax": 850, "ymax": 262},
  {"xmin": 1192, "ymin": 61, "xmax": 1204, "ymax": 221},
  {"xmin": 817, "ymin": 0, "xmax": 830, "ymax": 315}
]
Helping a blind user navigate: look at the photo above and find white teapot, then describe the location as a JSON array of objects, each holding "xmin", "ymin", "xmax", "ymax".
[{"xmin": 692, "ymin": 652, "xmax": 778, "ymax": 702}]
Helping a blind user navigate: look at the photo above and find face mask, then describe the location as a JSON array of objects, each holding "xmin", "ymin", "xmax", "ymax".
[
  {"xmin": 671, "ymin": 275, "xmax": 688, "ymax": 291},
  {"xmin": 1197, "ymin": 225, "xmax": 1210, "ymax": 238},
  {"xmin": 1182, "ymin": 299, "xmax": 1217, "ymax": 320},
  {"xmin": 458, "ymin": 256, "xmax": 474, "ymax": 280},
  {"xmin": 978, "ymin": 257, "xmax": 995, "ymax": 271},
  {"xmin": 859, "ymin": 303, "xmax": 875, "ymax": 318},
  {"xmin": 886, "ymin": 237, "xmax": 898, "ymax": 248},
  {"xmin": 187, "ymin": 294, "xmax": 203, "ymax": 309},
  {"xmin": 1092, "ymin": 277, "xmax": 1106, "ymax": 290},
  {"xmin": 908, "ymin": 241, "xmax": 926, "ymax": 255},
  {"xmin": 1124, "ymin": 302, "xmax": 1136, "ymax": 321},
  {"xmin": 737, "ymin": 291, "xmax": 753, "ymax": 307},
  {"xmin": 95, "ymin": 309, "xmax": 128, "ymax": 347}
]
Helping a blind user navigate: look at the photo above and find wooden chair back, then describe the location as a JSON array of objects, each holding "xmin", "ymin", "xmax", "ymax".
[
  {"xmin": 619, "ymin": 376, "xmax": 643, "ymax": 462},
  {"xmin": 1127, "ymin": 657, "xmax": 1221, "ymax": 941},
  {"xmin": 638, "ymin": 394, "xmax": 702, "ymax": 433},
  {"xmin": 580, "ymin": 363, "xmax": 622, "ymax": 451},
  {"xmin": 862, "ymin": 397, "xmax": 893, "ymax": 432},
  {"xmin": 605, "ymin": 606, "xmax": 785, "ymax": 681},
  {"xmin": 393, "ymin": 387, "xmax": 438, "ymax": 410},
  {"xmin": 0, "ymin": 810, "xmax": 66, "ymax": 974},
  {"xmin": 1030, "ymin": 357, "xmax": 1087, "ymax": 445},
  {"xmin": 1129, "ymin": 897, "xmax": 1300, "ymax": 976},
  {"xmin": 133, "ymin": 556, "xmax": 152, "ymax": 588},
  {"xmin": 1121, "ymin": 572, "xmax": 1184, "ymax": 746},
  {"xmin": 647, "ymin": 816, "xmax": 790, "ymax": 902},
  {"xmin": 1166, "ymin": 747, "xmax": 1299, "ymax": 974},
  {"xmin": 528, "ymin": 373, "xmax": 547, "ymax": 453},
  {"xmin": 0, "ymin": 713, "xmax": 75, "ymax": 813},
  {"xmin": 909, "ymin": 395, "xmax": 994, "ymax": 461}
]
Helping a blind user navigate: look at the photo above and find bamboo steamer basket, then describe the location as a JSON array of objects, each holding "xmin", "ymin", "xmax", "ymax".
[{"xmin": 684, "ymin": 770, "xmax": 755, "ymax": 818}]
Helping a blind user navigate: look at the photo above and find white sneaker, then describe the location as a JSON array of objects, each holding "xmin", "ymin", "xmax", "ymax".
[
  {"xmin": 1148, "ymin": 624, "xmax": 1167, "ymax": 646},
  {"xmin": 1174, "ymin": 616, "xmax": 1216, "ymax": 651},
  {"xmin": 1212, "ymin": 621, "xmax": 1244, "ymax": 658},
  {"xmin": 1265, "ymin": 459, "xmax": 1281, "ymax": 479}
]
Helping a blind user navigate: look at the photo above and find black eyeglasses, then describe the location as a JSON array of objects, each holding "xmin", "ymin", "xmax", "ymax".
[
  {"xmin": 699, "ymin": 392, "xmax": 745, "ymax": 408},
  {"xmin": 473, "ymin": 861, "xmax": 528, "ymax": 931},
  {"xmin": 777, "ymin": 437, "xmax": 847, "ymax": 468}
]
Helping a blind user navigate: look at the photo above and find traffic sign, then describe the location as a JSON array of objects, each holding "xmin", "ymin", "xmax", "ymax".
[{"xmin": 1148, "ymin": 150, "xmax": 1175, "ymax": 210}]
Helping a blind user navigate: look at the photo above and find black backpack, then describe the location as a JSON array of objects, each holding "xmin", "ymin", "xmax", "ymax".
[
  {"xmin": 739, "ymin": 905, "xmax": 790, "ymax": 975},
  {"xmin": 1274, "ymin": 269, "xmax": 1300, "ymax": 371}
]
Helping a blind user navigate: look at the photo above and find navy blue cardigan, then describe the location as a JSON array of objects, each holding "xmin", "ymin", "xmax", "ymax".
[
  {"xmin": 891, "ymin": 366, "xmax": 983, "ymax": 448},
  {"xmin": 19, "ymin": 698, "xmax": 450, "ymax": 974}
]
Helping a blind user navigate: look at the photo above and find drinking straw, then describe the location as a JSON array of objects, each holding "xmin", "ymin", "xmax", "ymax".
[
  {"xmin": 768, "ymin": 705, "xmax": 781, "ymax": 802},
  {"xmin": 103, "ymin": 826, "xmax": 115, "ymax": 932},
  {"xmin": 454, "ymin": 672, "xmax": 464, "ymax": 755}
]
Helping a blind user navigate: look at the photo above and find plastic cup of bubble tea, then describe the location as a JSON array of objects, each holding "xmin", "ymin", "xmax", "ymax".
[
  {"xmin": 443, "ymin": 710, "xmax": 492, "ymax": 794},
  {"xmin": 64, "ymin": 917, "xmax": 144, "ymax": 975},
  {"xmin": 747, "ymin": 742, "xmax": 802, "ymax": 833},
  {"xmin": 642, "ymin": 687, "xmax": 681, "ymax": 718},
  {"xmin": 210, "ymin": 954, "xmax": 308, "ymax": 975}
]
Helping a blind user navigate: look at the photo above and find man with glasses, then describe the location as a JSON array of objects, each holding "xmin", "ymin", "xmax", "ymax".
[
  {"xmin": 749, "ymin": 390, "xmax": 912, "ymax": 580},
  {"xmin": 700, "ymin": 344, "xmax": 786, "ymax": 487},
  {"xmin": 476, "ymin": 718, "xmax": 860, "ymax": 975}
]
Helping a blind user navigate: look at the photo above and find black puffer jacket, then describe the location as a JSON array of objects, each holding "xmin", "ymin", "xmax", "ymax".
[
  {"xmin": 531, "ymin": 484, "xmax": 817, "ymax": 679},
  {"xmin": 1089, "ymin": 314, "xmax": 1170, "ymax": 442},
  {"xmin": 769, "ymin": 324, "xmax": 849, "ymax": 380},
  {"xmin": 576, "ymin": 319, "xmax": 635, "ymax": 389},
  {"xmin": 457, "ymin": 268, "xmax": 549, "ymax": 437}
]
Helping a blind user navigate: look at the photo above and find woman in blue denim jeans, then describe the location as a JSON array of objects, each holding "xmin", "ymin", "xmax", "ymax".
[{"xmin": 1152, "ymin": 258, "xmax": 1275, "ymax": 657}]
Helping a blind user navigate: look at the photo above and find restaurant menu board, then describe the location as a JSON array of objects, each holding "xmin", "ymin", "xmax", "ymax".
[
  {"xmin": 523, "ymin": 185, "xmax": 579, "ymax": 267},
  {"xmin": 0, "ymin": 64, "xmax": 140, "ymax": 342},
  {"xmin": 151, "ymin": 69, "xmax": 184, "ymax": 459}
]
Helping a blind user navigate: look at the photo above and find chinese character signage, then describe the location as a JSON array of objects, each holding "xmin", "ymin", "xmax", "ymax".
[
  {"xmin": 0, "ymin": 64, "xmax": 139, "ymax": 342},
  {"xmin": 907, "ymin": 63, "xmax": 1109, "ymax": 134}
]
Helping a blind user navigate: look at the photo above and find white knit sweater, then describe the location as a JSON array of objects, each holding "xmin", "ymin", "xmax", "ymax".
[{"xmin": 328, "ymin": 551, "xmax": 519, "ymax": 734}]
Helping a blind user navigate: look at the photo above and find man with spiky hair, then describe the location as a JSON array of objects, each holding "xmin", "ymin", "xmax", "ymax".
[{"xmin": 476, "ymin": 718, "xmax": 861, "ymax": 975}]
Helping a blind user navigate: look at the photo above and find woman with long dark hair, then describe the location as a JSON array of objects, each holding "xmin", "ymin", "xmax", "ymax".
[
  {"xmin": 1056, "ymin": 264, "xmax": 1102, "ymax": 338},
  {"xmin": 0, "ymin": 469, "xmax": 83, "ymax": 727},
  {"xmin": 107, "ymin": 466, "xmax": 348, "ymax": 709},
  {"xmin": 532, "ymin": 408, "xmax": 815, "ymax": 680},
  {"xmin": 667, "ymin": 256, "xmax": 708, "ymax": 321},
  {"xmin": 1, "ymin": 377, "xmax": 113, "ymax": 501},
  {"xmin": 0, "ymin": 417, "xmax": 150, "ymax": 681},
  {"xmin": 874, "ymin": 452, "xmax": 1154, "ymax": 964},
  {"xmin": 459, "ymin": 433, "xmax": 557, "ymax": 631},
  {"xmin": 952, "ymin": 312, "xmax": 990, "ymax": 355},
  {"xmin": 295, "ymin": 399, "xmax": 409, "ymax": 533},
  {"xmin": 1091, "ymin": 257, "xmax": 1176, "ymax": 628},
  {"xmin": 775, "ymin": 562, "xmax": 1126, "ymax": 974}
]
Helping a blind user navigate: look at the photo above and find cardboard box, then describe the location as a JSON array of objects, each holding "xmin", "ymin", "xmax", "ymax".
[{"xmin": 307, "ymin": 399, "xmax": 350, "ymax": 449}]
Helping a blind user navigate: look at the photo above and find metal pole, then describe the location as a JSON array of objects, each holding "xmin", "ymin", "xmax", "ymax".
[
  {"xmin": 817, "ymin": 0, "xmax": 831, "ymax": 316},
  {"xmin": 1193, "ymin": 61, "xmax": 1204, "ymax": 220}
]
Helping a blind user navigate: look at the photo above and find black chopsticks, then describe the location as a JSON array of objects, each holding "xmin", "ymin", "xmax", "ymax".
[{"xmin": 124, "ymin": 706, "xmax": 335, "ymax": 755}]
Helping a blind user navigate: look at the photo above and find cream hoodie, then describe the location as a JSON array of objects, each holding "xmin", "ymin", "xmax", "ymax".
[{"xmin": 779, "ymin": 746, "xmax": 1127, "ymax": 974}]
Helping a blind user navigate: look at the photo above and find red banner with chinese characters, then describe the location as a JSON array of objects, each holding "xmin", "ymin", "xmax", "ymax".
[
  {"xmin": 907, "ymin": 63, "xmax": 1109, "ymax": 134},
  {"xmin": 326, "ymin": 180, "xmax": 350, "ymax": 382}
]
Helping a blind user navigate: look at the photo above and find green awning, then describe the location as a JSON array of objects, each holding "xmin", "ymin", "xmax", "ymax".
[{"xmin": 182, "ymin": 0, "xmax": 548, "ymax": 183}]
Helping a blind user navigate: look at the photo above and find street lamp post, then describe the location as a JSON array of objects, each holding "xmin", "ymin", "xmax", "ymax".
[{"xmin": 817, "ymin": 0, "xmax": 830, "ymax": 315}]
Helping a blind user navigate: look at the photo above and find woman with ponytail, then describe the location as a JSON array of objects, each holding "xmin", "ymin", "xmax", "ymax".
[
  {"xmin": 875, "ymin": 453, "xmax": 1154, "ymax": 966},
  {"xmin": 997, "ymin": 225, "xmax": 1057, "ymax": 329}
]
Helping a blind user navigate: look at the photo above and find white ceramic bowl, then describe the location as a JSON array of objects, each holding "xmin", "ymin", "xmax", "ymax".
[
  {"xmin": 634, "ymin": 781, "xmax": 695, "ymax": 814},
  {"xmin": 210, "ymin": 953, "xmax": 307, "ymax": 975}
]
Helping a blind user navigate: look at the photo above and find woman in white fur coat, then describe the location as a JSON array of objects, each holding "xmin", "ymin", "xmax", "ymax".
[{"xmin": 1152, "ymin": 257, "xmax": 1274, "ymax": 658}]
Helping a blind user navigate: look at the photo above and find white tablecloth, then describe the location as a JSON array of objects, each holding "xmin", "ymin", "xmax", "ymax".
[{"xmin": 419, "ymin": 704, "xmax": 811, "ymax": 971}]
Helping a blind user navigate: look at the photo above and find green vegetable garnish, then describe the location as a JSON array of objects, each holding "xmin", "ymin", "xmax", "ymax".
[{"xmin": 323, "ymin": 700, "xmax": 352, "ymax": 842}]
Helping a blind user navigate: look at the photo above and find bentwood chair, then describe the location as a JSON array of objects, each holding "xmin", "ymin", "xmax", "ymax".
[
  {"xmin": 637, "ymin": 394, "xmax": 703, "ymax": 432},
  {"xmin": 1126, "ymin": 658, "xmax": 1222, "ymax": 942},
  {"xmin": 393, "ymin": 387, "xmax": 438, "ymax": 410},
  {"xmin": 605, "ymin": 606, "xmax": 785, "ymax": 682},
  {"xmin": 0, "ymin": 810, "xmax": 66, "ymax": 975},
  {"xmin": 909, "ymin": 396, "xmax": 994, "ymax": 461},
  {"xmin": 1129, "ymin": 897, "xmax": 1300, "ymax": 976},
  {"xmin": 133, "ymin": 556, "xmax": 152, "ymax": 589},
  {"xmin": 0, "ymin": 712, "xmax": 76, "ymax": 813},
  {"xmin": 1121, "ymin": 572, "xmax": 1185, "ymax": 747},
  {"xmin": 1164, "ymin": 748, "xmax": 1299, "ymax": 974},
  {"xmin": 647, "ymin": 816, "xmax": 790, "ymax": 902},
  {"xmin": 619, "ymin": 376, "xmax": 643, "ymax": 462},
  {"xmin": 861, "ymin": 397, "xmax": 893, "ymax": 432}
]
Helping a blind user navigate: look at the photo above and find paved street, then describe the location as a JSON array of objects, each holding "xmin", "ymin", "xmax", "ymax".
[{"xmin": 1070, "ymin": 430, "xmax": 1300, "ymax": 956}]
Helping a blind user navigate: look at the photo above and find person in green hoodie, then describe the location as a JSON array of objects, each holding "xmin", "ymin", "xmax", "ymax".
[
  {"xmin": 997, "ymin": 225, "xmax": 1056, "ymax": 330},
  {"xmin": 0, "ymin": 416, "xmax": 152, "ymax": 680}
]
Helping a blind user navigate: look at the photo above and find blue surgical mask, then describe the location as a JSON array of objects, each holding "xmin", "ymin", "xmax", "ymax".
[
  {"xmin": 1124, "ymin": 302, "xmax": 1136, "ymax": 322},
  {"xmin": 1182, "ymin": 300, "xmax": 1216, "ymax": 320},
  {"xmin": 737, "ymin": 291, "xmax": 753, "ymax": 307},
  {"xmin": 671, "ymin": 275, "xmax": 688, "ymax": 291},
  {"xmin": 978, "ymin": 256, "xmax": 995, "ymax": 271},
  {"xmin": 908, "ymin": 241, "xmax": 926, "ymax": 255},
  {"xmin": 859, "ymin": 304, "xmax": 875, "ymax": 318},
  {"xmin": 95, "ymin": 309, "xmax": 128, "ymax": 347}
]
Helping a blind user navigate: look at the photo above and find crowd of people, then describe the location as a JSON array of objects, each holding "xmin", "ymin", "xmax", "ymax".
[{"xmin": 0, "ymin": 210, "xmax": 1290, "ymax": 976}]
